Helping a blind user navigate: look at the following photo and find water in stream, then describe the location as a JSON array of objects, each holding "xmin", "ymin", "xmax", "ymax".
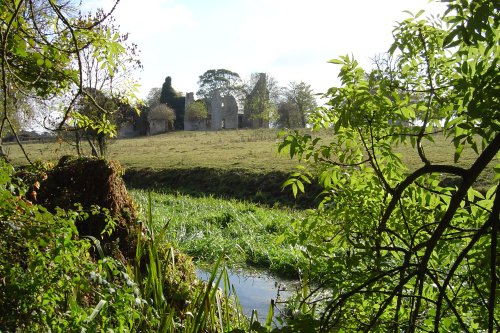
[{"xmin": 196, "ymin": 268, "xmax": 297, "ymax": 322}]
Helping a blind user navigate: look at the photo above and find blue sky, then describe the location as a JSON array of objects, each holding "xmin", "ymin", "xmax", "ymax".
[{"xmin": 87, "ymin": 0, "xmax": 446, "ymax": 100}]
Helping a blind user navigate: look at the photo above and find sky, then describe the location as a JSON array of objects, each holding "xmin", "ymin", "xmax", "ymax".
[{"xmin": 85, "ymin": 0, "xmax": 447, "ymax": 101}]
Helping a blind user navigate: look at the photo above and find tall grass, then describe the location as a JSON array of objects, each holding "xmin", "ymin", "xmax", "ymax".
[
  {"xmin": 132, "ymin": 192, "xmax": 250, "ymax": 332},
  {"xmin": 131, "ymin": 189, "xmax": 307, "ymax": 279}
]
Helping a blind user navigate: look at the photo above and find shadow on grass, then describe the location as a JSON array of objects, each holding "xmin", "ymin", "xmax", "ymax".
[{"xmin": 123, "ymin": 167, "xmax": 321, "ymax": 209}]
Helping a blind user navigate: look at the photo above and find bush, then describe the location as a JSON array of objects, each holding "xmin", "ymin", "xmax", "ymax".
[
  {"xmin": 0, "ymin": 159, "xmax": 250, "ymax": 332},
  {"xmin": 186, "ymin": 100, "xmax": 208, "ymax": 121},
  {"xmin": 0, "ymin": 160, "xmax": 144, "ymax": 332}
]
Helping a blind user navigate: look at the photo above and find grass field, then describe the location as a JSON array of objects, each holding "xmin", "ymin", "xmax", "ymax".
[
  {"xmin": 5, "ymin": 129, "xmax": 298, "ymax": 172},
  {"xmin": 5, "ymin": 128, "xmax": 495, "ymax": 191}
]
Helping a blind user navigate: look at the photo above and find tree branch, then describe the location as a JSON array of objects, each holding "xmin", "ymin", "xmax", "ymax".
[
  {"xmin": 488, "ymin": 183, "xmax": 499, "ymax": 333},
  {"xmin": 379, "ymin": 164, "xmax": 468, "ymax": 235}
]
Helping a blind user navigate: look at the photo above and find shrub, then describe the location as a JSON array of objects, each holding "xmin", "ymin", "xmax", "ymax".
[
  {"xmin": 186, "ymin": 100, "xmax": 208, "ymax": 121},
  {"xmin": 0, "ymin": 160, "xmax": 144, "ymax": 332}
]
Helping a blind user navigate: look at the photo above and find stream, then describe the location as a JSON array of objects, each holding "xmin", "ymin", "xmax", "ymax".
[{"xmin": 196, "ymin": 268, "xmax": 298, "ymax": 322}]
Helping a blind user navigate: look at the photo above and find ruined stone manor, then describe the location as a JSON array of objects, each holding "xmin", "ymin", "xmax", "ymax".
[
  {"xmin": 184, "ymin": 73, "xmax": 269, "ymax": 131},
  {"xmin": 184, "ymin": 90, "xmax": 239, "ymax": 131},
  {"xmin": 118, "ymin": 74, "xmax": 270, "ymax": 137}
]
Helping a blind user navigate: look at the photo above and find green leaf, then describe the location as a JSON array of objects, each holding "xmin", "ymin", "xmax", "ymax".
[
  {"xmin": 443, "ymin": 28, "xmax": 460, "ymax": 47},
  {"xmin": 292, "ymin": 183, "xmax": 298, "ymax": 197},
  {"xmin": 494, "ymin": 163, "xmax": 500, "ymax": 182},
  {"xmin": 454, "ymin": 143, "xmax": 465, "ymax": 165},
  {"xmin": 328, "ymin": 58, "xmax": 344, "ymax": 65},
  {"xmin": 415, "ymin": 9, "xmax": 425, "ymax": 18},
  {"xmin": 296, "ymin": 180, "xmax": 305, "ymax": 193}
]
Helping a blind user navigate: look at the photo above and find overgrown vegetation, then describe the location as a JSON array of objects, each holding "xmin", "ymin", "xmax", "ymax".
[
  {"xmin": 279, "ymin": 1, "xmax": 499, "ymax": 331},
  {"xmin": 131, "ymin": 190, "xmax": 307, "ymax": 278},
  {"xmin": 1, "ymin": 0, "xmax": 498, "ymax": 331},
  {"xmin": 0, "ymin": 160, "xmax": 253, "ymax": 332}
]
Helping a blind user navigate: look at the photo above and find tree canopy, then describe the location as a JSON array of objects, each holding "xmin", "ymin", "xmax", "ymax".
[
  {"xmin": 277, "ymin": 81, "xmax": 317, "ymax": 128},
  {"xmin": 196, "ymin": 69, "xmax": 242, "ymax": 100},
  {"xmin": 159, "ymin": 77, "xmax": 185, "ymax": 130},
  {"xmin": 279, "ymin": 0, "xmax": 499, "ymax": 331},
  {"xmin": 0, "ymin": 0, "xmax": 140, "ymax": 161}
]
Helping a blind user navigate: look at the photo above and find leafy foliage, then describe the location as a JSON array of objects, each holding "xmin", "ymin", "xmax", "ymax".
[
  {"xmin": 159, "ymin": 77, "xmax": 185, "ymax": 130},
  {"xmin": 279, "ymin": 1, "xmax": 499, "ymax": 331},
  {"xmin": 244, "ymin": 73, "xmax": 275, "ymax": 127},
  {"xmin": 0, "ymin": 161, "xmax": 144, "ymax": 331},
  {"xmin": 0, "ymin": 160, "xmax": 253, "ymax": 332},
  {"xmin": 186, "ymin": 100, "xmax": 209, "ymax": 121},
  {"xmin": 148, "ymin": 104, "xmax": 176, "ymax": 124},
  {"xmin": 73, "ymin": 88, "xmax": 119, "ymax": 156},
  {"xmin": 277, "ymin": 82, "xmax": 317, "ymax": 128},
  {"xmin": 0, "ymin": 0, "xmax": 140, "ymax": 162},
  {"xmin": 197, "ymin": 69, "xmax": 242, "ymax": 100}
]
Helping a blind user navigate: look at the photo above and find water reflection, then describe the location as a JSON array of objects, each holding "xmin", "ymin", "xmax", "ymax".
[{"xmin": 196, "ymin": 268, "xmax": 295, "ymax": 322}]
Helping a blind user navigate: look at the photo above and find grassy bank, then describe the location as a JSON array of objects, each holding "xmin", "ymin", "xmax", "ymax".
[
  {"xmin": 5, "ymin": 128, "xmax": 495, "ymax": 193},
  {"xmin": 131, "ymin": 189, "xmax": 307, "ymax": 279},
  {"xmin": 124, "ymin": 167, "xmax": 320, "ymax": 209}
]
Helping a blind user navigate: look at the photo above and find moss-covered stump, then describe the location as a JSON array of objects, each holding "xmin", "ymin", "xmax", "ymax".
[
  {"xmin": 30, "ymin": 156, "xmax": 140, "ymax": 261},
  {"xmin": 158, "ymin": 244, "xmax": 198, "ymax": 310}
]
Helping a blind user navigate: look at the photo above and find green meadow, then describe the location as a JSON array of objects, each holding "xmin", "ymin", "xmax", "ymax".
[
  {"xmin": 6, "ymin": 128, "xmax": 494, "ymax": 191},
  {"xmin": 6, "ymin": 128, "xmax": 495, "ymax": 277}
]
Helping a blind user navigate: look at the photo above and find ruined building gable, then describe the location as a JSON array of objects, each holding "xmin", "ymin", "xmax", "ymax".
[{"xmin": 184, "ymin": 90, "xmax": 238, "ymax": 131}]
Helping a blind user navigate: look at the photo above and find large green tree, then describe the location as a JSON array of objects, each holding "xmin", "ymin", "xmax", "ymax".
[
  {"xmin": 242, "ymin": 73, "xmax": 281, "ymax": 128},
  {"xmin": 280, "ymin": 0, "xmax": 499, "ymax": 331},
  {"xmin": 159, "ymin": 76, "xmax": 185, "ymax": 130},
  {"xmin": 196, "ymin": 69, "xmax": 242, "ymax": 100}
]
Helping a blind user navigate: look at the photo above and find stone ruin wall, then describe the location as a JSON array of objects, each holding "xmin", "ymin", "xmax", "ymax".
[
  {"xmin": 184, "ymin": 90, "xmax": 239, "ymax": 131},
  {"xmin": 184, "ymin": 92, "xmax": 208, "ymax": 131}
]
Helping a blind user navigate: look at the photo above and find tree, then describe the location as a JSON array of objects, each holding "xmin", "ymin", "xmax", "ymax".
[
  {"xmin": 196, "ymin": 69, "xmax": 242, "ymax": 100},
  {"xmin": 242, "ymin": 73, "xmax": 281, "ymax": 128},
  {"xmin": 276, "ymin": 81, "xmax": 317, "ymax": 128},
  {"xmin": 69, "ymin": 13, "xmax": 140, "ymax": 157},
  {"xmin": 185, "ymin": 100, "xmax": 208, "ymax": 121},
  {"xmin": 276, "ymin": 100, "xmax": 299, "ymax": 129},
  {"xmin": 145, "ymin": 87, "xmax": 162, "ymax": 109},
  {"xmin": 0, "ymin": 88, "xmax": 33, "ymax": 136},
  {"xmin": 0, "ymin": 0, "xmax": 139, "ymax": 162},
  {"xmin": 160, "ymin": 77, "xmax": 185, "ymax": 130},
  {"xmin": 279, "ymin": 1, "xmax": 499, "ymax": 331},
  {"xmin": 284, "ymin": 81, "xmax": 317, "ymax": 128},
  {"xmin": 74, "ymin": 88, "xmax": 117, "ymax": 157}
]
